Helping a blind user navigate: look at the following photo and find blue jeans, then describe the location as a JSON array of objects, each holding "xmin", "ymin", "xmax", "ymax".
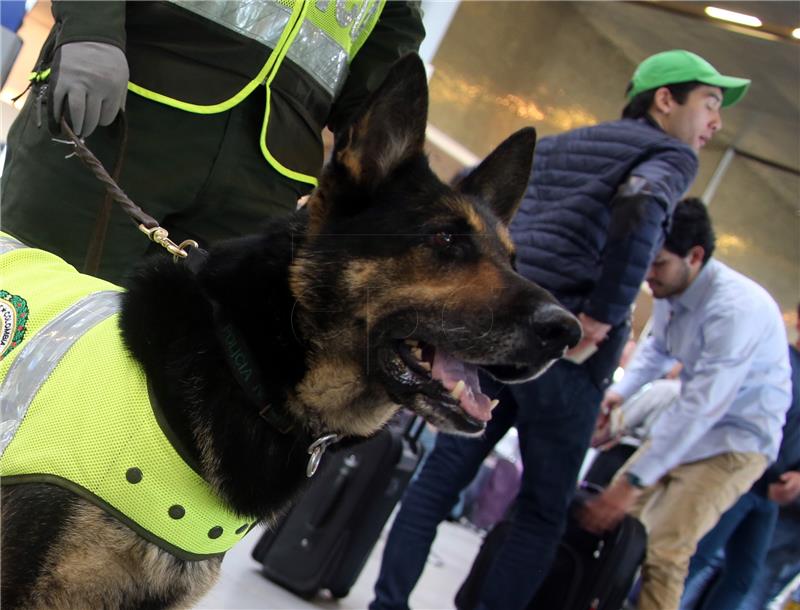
[
  {"xmin": 739, "ymin": 507, "xmax": 800, "ymax": 610},
  {"xmin": 680, "ymin": 491, "xmax": 778, "ymax": 610},
  {"xmin": 368, "ymin": 360, "xmax": 603, "ymax": 610}
]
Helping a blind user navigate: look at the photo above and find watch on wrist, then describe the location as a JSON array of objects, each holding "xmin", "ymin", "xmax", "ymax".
[{"xmin": 626, "ymin": 472, "xmax": 646, "ymax": 490}]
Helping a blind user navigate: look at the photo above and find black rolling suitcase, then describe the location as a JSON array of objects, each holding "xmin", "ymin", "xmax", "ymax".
[
  {"xmin": 455, "ymin": 484, "xmax": 647, "ymax": 610},
  {"xmin": 252, "ymin": 414, "xmax": 425, "ymax": 599}
]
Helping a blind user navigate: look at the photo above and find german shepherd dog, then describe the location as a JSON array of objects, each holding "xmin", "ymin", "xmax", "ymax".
[{"xmin": 0, "ymin": 55, "xmax": 580, "ymax": 609}]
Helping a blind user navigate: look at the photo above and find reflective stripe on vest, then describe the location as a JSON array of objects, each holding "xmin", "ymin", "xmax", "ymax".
[
  {"xmin": 0, "ymin": 234, "xmax": 25, "ymax": 257},
  {"xmin": 0, "ymin": 290, "xmax": 121, "ymax": 455},
  {"xmin": 171, "ymin": 0, "xmax": 381, "ymax": 97},
  {"xmin": 129, "ymin": 0, "xmax": 385, "ymax": 186},
  {"xmin": 0, "ymin": 238, "xmax": 256, "ymax": 559}
]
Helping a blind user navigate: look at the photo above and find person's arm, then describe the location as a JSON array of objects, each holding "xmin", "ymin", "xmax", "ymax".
[
  {"xmin": 609, "ymin": 331, "xmax": 677, "ymax": 402},
  {"xmin": 583, "ymin": 146, "xmax": 698, "ymax": 328},
  {"xmin": 592, "ymin": 331, "xmax": 676, "ymax": 445},
  {"xmin": 51, "ymin": 0, "xmax": 126, "ymax": 50},
  {"xmin": 45, "ymin": 1, "xmax": 128, "ymax": 137},
  {"xmin": 565, "ymin": 313, "xmax": 612, "ymax": 360},
  {"xmin": 628, "ymin": 309, "xmax": 760, "ymax": 486},
  {"xmin": 769, "ymin": 471, "xmax": 800, "ymax": 505},
  {"xmin": 579, "ymin": 474, "xmax": 643, "ymax": 534},
  {"xmin": 327, "ymin": 0, "xmax": 425, "ymax": 133},
  {"xmin": 592, "ymin": 379, "xmax": 681, "ymax": 449},
  {"xmin": 770, "ymin": 408, "xmax": 800, "ymax": 505}
]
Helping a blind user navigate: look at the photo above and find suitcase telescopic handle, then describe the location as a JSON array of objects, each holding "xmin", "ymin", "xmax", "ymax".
[
  {"xmin": 403, "ymin": 414, "xmax": 426, "ymax": 443},
  {"xmin": 307, "ymin": 454, "xmax": 359, "ymax": 529}
]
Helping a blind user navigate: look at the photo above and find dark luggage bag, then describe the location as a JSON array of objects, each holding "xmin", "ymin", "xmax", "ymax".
[
  {"xmin": 583, "ymin": 443, "xmax": 638, "ymax": 489},
  {"xmin": 252, "ymin": 415, "xmax": 425, "ymax": 599},
  {"xmin": 455, "ymin": 484, "xmax": 647, "ymax": 610}
]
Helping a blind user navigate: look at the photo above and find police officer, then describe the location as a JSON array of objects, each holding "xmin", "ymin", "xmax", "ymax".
[{"xmin": 1, "ymin": 0, "xmax": 424, "ymax": 283}]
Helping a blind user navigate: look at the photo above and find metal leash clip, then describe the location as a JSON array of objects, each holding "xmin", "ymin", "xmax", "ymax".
[
  {"xmin": 55, "ymin": 116, "xmax": 204, "ymax": 267},
  {"xmin": 138, "ymin": 224, "xmax": 198, "ymax": 261}
]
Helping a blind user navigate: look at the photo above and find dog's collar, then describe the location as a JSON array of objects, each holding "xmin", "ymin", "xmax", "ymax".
[
  {"xmin": 179, "ymin": 247, "xmax": 341, "ymax": 477},
  {"xmin": 211, "ymin": 303, "xmax": 295, "ymax": 434},
  {"xmin": 211, "ymin": 301, "xmax": 341, "ymax": 476}
]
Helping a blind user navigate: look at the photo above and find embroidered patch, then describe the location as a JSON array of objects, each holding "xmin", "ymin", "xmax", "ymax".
[{"xmin": 0, "ymin": 290, "xmax": 29, "ymax": 360}]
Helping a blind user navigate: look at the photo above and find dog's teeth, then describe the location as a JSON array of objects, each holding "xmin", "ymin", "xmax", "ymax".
[
  {"xmin": 419, "ymin": 361, "xmax": 431, "ymax": 371},
  {"xmin": 411, "ymin": 347, "xmax": 423, "ymax": 361},
  {"xmin": 404, "ymin": 339, "xmax": 419, "ymax": 347},
  {"xmin": 490, "ymin": 399, "xmax": 500, "ymax": 409},
  {"xmin": 451, "ymin": 380, "xmax": 466, "ymax": 400}
]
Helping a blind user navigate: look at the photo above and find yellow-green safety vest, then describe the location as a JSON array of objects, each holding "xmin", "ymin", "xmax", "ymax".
[
  {"xmin": 130, "ymin": 0, "xmax": 386, "ymax": 187},
  {"xmin": 0, "ymin": 234, "xmax": 256, "ymax": 560}
]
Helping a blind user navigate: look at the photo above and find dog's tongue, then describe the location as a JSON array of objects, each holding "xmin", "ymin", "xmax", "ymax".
[{"xmin": 431, "ymin": 349, "xmax": 495, "ymax": 422}]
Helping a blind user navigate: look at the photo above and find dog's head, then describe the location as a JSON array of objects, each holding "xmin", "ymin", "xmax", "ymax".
[{"xmin": 289, "ymin": 55, "xmax": 580, "ymax": 437}]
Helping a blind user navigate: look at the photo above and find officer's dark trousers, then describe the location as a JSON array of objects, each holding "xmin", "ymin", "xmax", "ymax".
[
  {"xmin": 368, "ymin": 359, "xmax": 605, "ymax": 610},
  {"xmin": 1, "ymin": 89, "xmax": 306, "ymax": 285}
]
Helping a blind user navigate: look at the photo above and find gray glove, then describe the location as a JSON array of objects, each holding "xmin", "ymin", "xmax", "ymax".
[{"xmin": 49, "ymin": 41, "xmax": 129, "ymax": 138}]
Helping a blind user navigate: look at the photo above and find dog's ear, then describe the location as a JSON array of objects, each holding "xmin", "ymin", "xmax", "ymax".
[
  {"xmin": 455, "ymin": 128, "xmax": 537, "ymax": 225},
  {"xmin": 332, "ymin": 54, "xmax": 429, "ymax": 190}
]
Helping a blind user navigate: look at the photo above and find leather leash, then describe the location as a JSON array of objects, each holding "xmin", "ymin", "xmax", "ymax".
[
  {"xmin": 82, "ymin": 114, "xmax": 128, "ymax": 275},
  {"xmin": 56, "ymin": 115, "xmax": 198, "ymax": 262}
]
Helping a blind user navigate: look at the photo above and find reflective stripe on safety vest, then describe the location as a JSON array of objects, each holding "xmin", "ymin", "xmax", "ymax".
[
  {"xmin": 173, "ymin": 0, "xmax": 380, "ymax": 98},
  {"xmin": 129, "ymin": 0, "xmax": 385, "ymax": 187},
  {"xmin": 0, "ymin": 236, "xmax": 257, "ymax": 559},
  {"xmin": 0, "ymin": 290, "xmax": 121, "ymax": 455},
  {"xmin": 0, "ymin": 234, "xmax": 25, "ymax": 257}
]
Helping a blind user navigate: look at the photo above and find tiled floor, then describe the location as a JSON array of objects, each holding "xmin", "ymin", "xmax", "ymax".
[{"xmin": 195, "ymin": 516, "xmax": 484, "ymax": 610}]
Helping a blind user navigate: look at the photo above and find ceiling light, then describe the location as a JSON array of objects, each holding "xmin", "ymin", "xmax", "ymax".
[
  {"xmin": 793, "ymin": 27, "xmax": 800, "ymax": 39},
  {"xmin": 704, "ymin": 6, "xmax": 763, "ymax": 28}
]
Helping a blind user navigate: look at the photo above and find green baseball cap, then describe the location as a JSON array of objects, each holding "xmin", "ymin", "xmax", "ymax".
[{"xmin": 627, "ymin": 50, "xmax": 751, "ymax": 107}]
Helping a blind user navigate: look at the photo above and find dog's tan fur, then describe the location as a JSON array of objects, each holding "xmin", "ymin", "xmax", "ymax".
[{"xmin": 15, "ymin": 503, "xmax": 220, "ymax": 610}]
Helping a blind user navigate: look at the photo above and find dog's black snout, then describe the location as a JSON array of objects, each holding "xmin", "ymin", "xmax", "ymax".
[{"xmin": 532, "ymin": 304, "xmax": 582, "ymax": 355}]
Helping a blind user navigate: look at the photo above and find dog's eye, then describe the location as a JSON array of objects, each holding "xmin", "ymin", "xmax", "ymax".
[
  {"xmin": 431, "ymin": 232, "xmax": 453, "ymax": 248},
  {"xmin": 427, "ymin": 230, "xmax": 476, "ymax": 262}
]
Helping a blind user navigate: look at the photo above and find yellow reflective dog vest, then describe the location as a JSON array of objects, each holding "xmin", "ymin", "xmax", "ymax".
[{"xmin": 0, "ymin": 234, "xmax": 255, "ymax": 560}]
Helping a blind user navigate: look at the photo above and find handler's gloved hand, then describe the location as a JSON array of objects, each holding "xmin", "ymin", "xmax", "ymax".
[{"xmin": 49, "ymin": 41, "xmax": 129, "ymax": 138}]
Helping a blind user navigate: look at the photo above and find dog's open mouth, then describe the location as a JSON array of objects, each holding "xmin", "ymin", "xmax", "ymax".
[{"xmin": 388, "ymin": 339, "xmax": 497, "ymax": 424}]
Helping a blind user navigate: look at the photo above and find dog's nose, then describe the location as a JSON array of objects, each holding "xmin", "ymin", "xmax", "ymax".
[{"xmin": 532, "ymin": 304, "xmax": 582, "ymax": 356}]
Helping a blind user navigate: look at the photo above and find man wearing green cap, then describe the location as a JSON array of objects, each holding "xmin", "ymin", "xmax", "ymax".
[
  {"xmin": 628, "ymin": 49, "xmax": 750, "ymax": 108},
  {"xmin": 369, "ymin": 50, "xmax": 750, "ymax": 610},
  {"xmin": 624, "ymin": 49, "xmax": 750, "ymax": 153}
]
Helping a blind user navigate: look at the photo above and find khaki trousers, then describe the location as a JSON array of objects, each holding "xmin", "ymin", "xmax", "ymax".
[{"xmin": 615, "ymin": 448, "xmax": 767, "ymax": 610}]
